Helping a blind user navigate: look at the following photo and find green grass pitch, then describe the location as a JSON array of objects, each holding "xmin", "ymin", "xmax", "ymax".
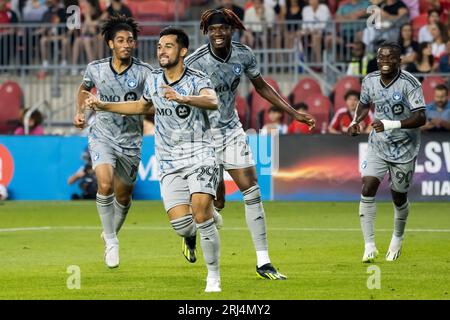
[{"xmin": 0, "ymin": 201, "xmax": 449, "ymax": 300}]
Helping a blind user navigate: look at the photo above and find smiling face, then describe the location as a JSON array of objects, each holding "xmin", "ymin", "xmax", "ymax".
[
  {"xmin": 207, "ymin": 23, "xmax": 233, "ymax": 50},
  {"xmin": 377, "ymin": 47, "xmax": 400, "ymax": 76},
  {"xmin": 157, "ymin": 34, "xmax": 186, "ymax": 69},
  {"xmin": 109, "ymin": 30, "xmax": 135, "ymax": 61}
]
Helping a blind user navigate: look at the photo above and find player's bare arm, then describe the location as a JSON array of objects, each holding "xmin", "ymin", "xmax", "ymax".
[
  {"xmin": 348, "ymin": 101, "xmax": 371, "ymax": 136},
  {"xmin": 73, "ymin": 83, "xmax": 91, "ymax": 129},
  {"xmin": 83, "ymin": 90, "xmax": 155, "ymax": 115},
  {"xmin": 250, "ymin": 76, "xmax": 316, "ymax": 129},
  {"xmin": 372, "ymin": 110, "xmax": 427, "ymax": 133},
  {"xmin": 161, "ymin": 85, "xmax": 218, "ymax": 110}
]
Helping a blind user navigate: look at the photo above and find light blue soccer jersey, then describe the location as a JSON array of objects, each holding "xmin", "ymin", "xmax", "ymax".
[
  {"xmin": 143, "ymin": 67, "xmax": 216, "ymax": 177},
  {"xmin": 185, "ymin": 41, "xmax": 261, "ymax": 144},
  {"xmin": 360, "ymin": 70, "xmax": 426, "ymax": 163},
  {"xmin": 83, "ymin": 57, "xmax": 153, "ymax": 155}
]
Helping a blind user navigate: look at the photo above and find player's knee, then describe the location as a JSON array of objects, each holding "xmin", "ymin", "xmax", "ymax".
[
  {"xmin": 115, "ymin": 194, "xmax": 131, "ymax": 206},
  {"xmin": 97, "ymin": 182, "xmax": 113, "ymax": 195},
  {"xmin": 392, "ymin": 193, "xmax": 407, "ymax": 207},
  {"xmin": 361, "ymin": 185, "xmax": 377, "ymax": 197}
]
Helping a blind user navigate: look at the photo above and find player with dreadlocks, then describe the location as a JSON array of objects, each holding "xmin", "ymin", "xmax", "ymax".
[
  {"xmin": 73, "ymin": 15, "xmax": 153, "ymax": 269},
  {"xmin": 184, "ymin": 8, "xmax": 316, "ymax": 280}
]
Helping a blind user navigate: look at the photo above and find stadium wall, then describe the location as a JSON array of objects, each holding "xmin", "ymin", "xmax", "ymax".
[{"xmin": 0, "ymin": 134, "xmax": 448, "ymax": 201}]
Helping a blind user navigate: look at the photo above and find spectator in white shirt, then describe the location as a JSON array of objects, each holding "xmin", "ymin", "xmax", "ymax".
[
  {"xmin": 241, "ymin": 0, "xmax": 276, "ymax": 48},
  {"xmin": 419, "ymin": 10, "xmax": 441, "ymax": 43}
]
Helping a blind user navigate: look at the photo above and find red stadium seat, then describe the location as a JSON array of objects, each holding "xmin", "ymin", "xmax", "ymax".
[
  {"xmin": 263, "ymin": 76, "xmax": 280, "ymax": 93},
  {"xmin": 236, "ymin": 95, "xmax": 249, "ymax": 129},
  {"xmin": 412, "ymin": 13, "xmax": 428, "ymax": 40},
  {"xmin": 304, "ymin": 94, "xmax": 332, "ymax": 134},
  {"xmin": 333, "ymin": 76, "xmax": 361, "ymax": 112},
  {"xmin": 0, "ymin": 81, "xmax": 23, "ymax": 134},
  {"xmin": 422, "ymin": 76, "xmax": 446, "ymax": 103},
  {"xmin": 289, "ymin": 77, "xmax": 322, "ymax": 105}
]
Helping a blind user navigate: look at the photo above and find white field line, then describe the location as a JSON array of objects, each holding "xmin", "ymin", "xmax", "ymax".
[{"xmin": 0, "ymin": 226, "xmax": 449, "ymax": 233}]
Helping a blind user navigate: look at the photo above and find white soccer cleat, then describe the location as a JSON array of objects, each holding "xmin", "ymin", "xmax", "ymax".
[
  {"xmin": 213, "ymin": 209, "xmax": 223, "ymax": 230},
  {"xmin": 362, "ymin": 244, "xmax": 379, "ymax": 263},
  {"xmin": 386, "ymin": 236, "xmax": 403, "ymax": 261},
  {"xmin": 104, "ymin": 243, "xmax": 119, "ymax": 268},
  {"xmin": 205, "ymin": 278, "xmax": 221, "ymax": 293}
]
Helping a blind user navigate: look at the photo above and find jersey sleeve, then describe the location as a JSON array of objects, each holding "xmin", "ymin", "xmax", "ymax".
[
  {"xmin": 407, "ymin": 86, "xmax": 426, "ymax": 112},
  {"xmin": 143, "ymin": 75, "xmax": 153, "ymax": 102},
  {"xmin": 359, "ymin": 77, "xmax": 371, "ymax": 105},
  {"xmin": 82, "ymin": 64, "xmax": 95, "ymax": 90},
  {"xmin": 194, "ymin": 75, "xmax": 214, "ymax": 95},
  {"xmin": 244, "ymin": 48, "xmax": 261, "ymax": 80}
]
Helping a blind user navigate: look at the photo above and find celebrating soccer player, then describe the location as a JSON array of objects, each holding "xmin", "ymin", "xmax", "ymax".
[
  {"xmin": 183, "ymin": 8, "xmax": 315, "ymax": 280},
  {"xmin": 73, "ymin": 16, "xmax": 153, "ymax": 269},
  {"xmin": 348, "ymin": 42, "xmax": 427, "ymax": 263},
  {"xmin": 83, "ymin": 27, "xmax": 223, "ymax": 293}
]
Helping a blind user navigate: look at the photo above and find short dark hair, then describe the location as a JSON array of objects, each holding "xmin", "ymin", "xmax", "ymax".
[
  {"xmin": 379, "ymin": 41, "xmax": 402, "ymax": 57},
  {"xmin": 344, "ymin": 90, "xmax": 360, "ymax": 101},
  {"xmin": 160, "ymin": 27, "xmax": 189, "ymax": 49},
  {"xmin": 268, "ymin": 106, "xmax": 283, "ymax": 113},
  {"xmin": 293, "ymin": 102, "xmax": 308, "ymax": 111},
  {"xmin": 435, "ymin": 84, "xmax": 448, "ymax": 94},
  {"xmin": 428, "ymin": 9, "xmax": 440, "ymax": 17},
  {"xmin": 101, "ymin": 15, "xmax": 139, "ymax": 44}
]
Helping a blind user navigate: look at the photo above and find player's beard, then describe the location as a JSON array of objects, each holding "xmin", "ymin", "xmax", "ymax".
[{"xmin": 159, "ymin": 51, "xmax": 181, "ymax": 69}]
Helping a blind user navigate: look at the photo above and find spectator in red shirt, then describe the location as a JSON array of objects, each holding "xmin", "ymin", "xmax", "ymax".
[
  {"xmin": 287, "ymin": 102, "xmax": 312, "ymax": 134},
  {"xmin": 329, "ymin": 90, "xmax": 371, "ymax": 134}
]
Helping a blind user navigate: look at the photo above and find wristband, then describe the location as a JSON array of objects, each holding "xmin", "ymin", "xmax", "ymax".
[{"xmin": 380, "ymin": 120, "xmax": 401, "ymax": 130}]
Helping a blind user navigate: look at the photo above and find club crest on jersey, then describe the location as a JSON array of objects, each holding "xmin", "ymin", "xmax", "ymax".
[
  {"xmin": 176, "ymin": 105, "xmax": 191, "ymax": 119},
  {"xmin": 233, "ymin": 64, "xmax": 242, "ymax": 76},
  {"xmin": 127, "ymin": 78, "xmax": 137, "ymax": 89},
  {"xmin": 361, "ymin": 160, "xmax": 367, "ymax": 170},
  {"xmin": 392, "ymin": 92, "xmax": 402, "ymax": 101}
]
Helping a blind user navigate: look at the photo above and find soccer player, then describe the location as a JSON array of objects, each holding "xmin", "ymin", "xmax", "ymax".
[
  {"xmin": 348, "ymin": 42, "xmax": 426, "ymax": 263},
  {"xmin": 83, "ymin": 27, "xmax": 223, "ymax": 292},
  {"xmin": 184, "ymin": 8, "xmax": 316, "ymax": 280},
  {"xmin": 73, "ymin": 16, "xmax": 153, "ymax": 268}
]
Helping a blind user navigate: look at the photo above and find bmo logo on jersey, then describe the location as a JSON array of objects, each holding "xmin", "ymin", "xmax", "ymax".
[
  {"xmin": 176, "ymin": 105, "xmax": 191, "ymax": 119},
  {"xmin": 392, "ymin": 104, "xmax": 404, "ymax": 115}
]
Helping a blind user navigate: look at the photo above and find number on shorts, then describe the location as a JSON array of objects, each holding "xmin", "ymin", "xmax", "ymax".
[{"xmin": 395, "ymin": 170, "xmax": 413, "ymax": 188}]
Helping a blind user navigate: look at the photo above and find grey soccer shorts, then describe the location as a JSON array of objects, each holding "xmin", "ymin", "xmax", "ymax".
[
  {"xmin": 160, "ymin": 162, "xmax": 219, "ymax": 212},
  {"xmin": 361, "ymin": 148, "xmax": 416, "ymax": 193},
  {"xmin": 215, "ymin": 129, "xmax": 255, "ymax": 171},
  {"xmin": 88, "ymin": 138, "xmax": 140, "ymax": 186}
]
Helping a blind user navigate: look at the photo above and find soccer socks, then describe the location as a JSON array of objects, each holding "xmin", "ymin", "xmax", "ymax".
[
  {"xmin": 393, "ymin": 200, "xmax": 409, "ymax": 239},
  {"xmin": 96, "ymin": 193, "xmax": 117, "ymax": 244},
  {"xmin": 196, "ymin": 218, "xmax": 221, "ymax": 280},
  {"xmin": 170, "ymin": 215, "xmax": 196, "ymax": 238},
  {"xmin": 243, "ymin": 185, "xmax": 270, "ymax": 268},
  {"xmin": 359, "ymin": 195, "xmax": 377, "ymax": 246},
  {"xmin": 114, "ymin": 198, "xmax": 131, "ymax": 234}
]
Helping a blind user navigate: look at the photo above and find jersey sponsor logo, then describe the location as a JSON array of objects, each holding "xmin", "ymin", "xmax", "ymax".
[
  {"xmin": 100, "ymin": 94, "xmax": 121, "ymax": 102},
  {"xmin": 233, "ymin": 64, "xmax": 242, "ymax": 76},
  {"xmin": 393, "ymin": 92, "xmax": 402, "ymax": 101},
  {"xmin": 127, "ymin": 78, "xmax": 137, "ymax": 89},
  {"xmin": 156, "ymin": 108, "xmax": 173, "ymax": 116},
  {"xmin": 124, "ymin": 92, "xmax": 138, "ymax": 101},
  {"xmin": 176, "ymin": 105, "xmax": 191, "ymax": 119},
  {"xmin": 392, "ymin": 104, "xmax": 404, "ymax": 115}
]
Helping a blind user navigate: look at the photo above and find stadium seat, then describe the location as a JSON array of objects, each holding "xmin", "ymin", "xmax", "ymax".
[
  {"xmin": 412, "ymin": 13, "xmax": 428, "ymax": 40},
  {"xmin": 304, "ymin": 94, "xmax": 332, "ymax": 134},
  {"xmin": 127, "ymin": 0, "xmax": 185, "ymax": 21},
  {"xmin": 289, "ymin": 77, "xmax": 322, "ymax": 105},
  {"xmin": 263, "ymin": 76, "xmax": 280, "ymax": 93},
  {"xmin": 422, "ymin": 76, "xmax": 446, "ymax": 103},
  {"xmin": 236, "ymin": 95, "xmax": 250, "ymax": 129},
  {"xmin": 0, "ymin": 81, "xmax": 23, "ymax": 134},
  {"xmin": 333, "ymin": 76, "xmax": 361, "ymax": 112}
]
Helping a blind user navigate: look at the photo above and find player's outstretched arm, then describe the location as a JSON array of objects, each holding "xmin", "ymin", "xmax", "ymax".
[
  {"xmin": 250, "ymin": 76, "xmax": 315, "ymax": 130},
  {"xmin": 82, "ymin": 90, "xmax": 154, "ymax": 115},
  {"xmin": 348, "ymin": 101, "xmax": 371, "ymax": 136},
  {"xmin": 161, "ymin": 85, "xmax": 218, "ymax": 110},
  {"xmin": 372, "ymin": 110, "xmax": 427, "ymax": 133}
]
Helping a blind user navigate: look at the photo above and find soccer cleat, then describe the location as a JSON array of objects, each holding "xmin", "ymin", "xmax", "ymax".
[
  {"xmin": 205, "ymin": 278, "xmax": 221, "ymax": 293},
  {"xmin": 213, "ymin": 209, "xmax": 223, "ymax": 229},
  {"xmin": 362, "ymin": 247, "xmax": 379, "ymax": 263},
  {"xmin": 256, "ymin": 263, "xmax": 287, "ymax": 280},
  {"xmin": 386, "ymin": 237, "xmax": 403, "ymax": 261},
  {"xmin": 104, "ymin": 243, "xmax": 119, "ymax": 268},
  {"xmin": 182, "ymin": 235, "xmax": 197, "ymax": 263}
]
